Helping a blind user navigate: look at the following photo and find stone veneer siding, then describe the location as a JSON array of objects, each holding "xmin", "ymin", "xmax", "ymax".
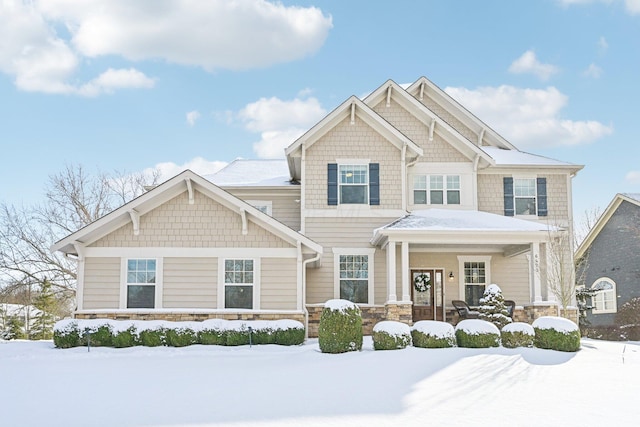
[{"xmin": 75, "ymin": 311, "xmax": 305, "ymax": 324}]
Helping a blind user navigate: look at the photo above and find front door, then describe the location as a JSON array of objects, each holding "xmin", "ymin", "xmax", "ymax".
[{"xmin": 412, "ymin": 269, "xmax": 435, "ymax": 321}]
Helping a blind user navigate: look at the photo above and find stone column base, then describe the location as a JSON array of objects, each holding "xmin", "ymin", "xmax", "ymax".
[
  {"xmin": 522, "ymin": 303, "xmax": 578, "ymax": 325},
  {"xmin": 384, "ymin": 302, "xmax": 413, "ymax": 325}
]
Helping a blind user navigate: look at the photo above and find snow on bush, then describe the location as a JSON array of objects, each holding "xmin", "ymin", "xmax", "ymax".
[
  {"xmin": 53, "ymin": 318, "xmax": 305, "ymax": 348},
  {"xmin": 318, "ymin": 299, "xmax": 362, "ymax": 354},
  {"xmin": 455, "ymin": 319, "xmax": 500, "ymax": 348},
  {"xmin": 533, "ymin": 316, "xmax": 580, "ymax": 352},
  {"xmin": 478, "ymin": 284, "xmax": 512, "ymax": 329},
  {"xmin": 372, "ymin": 321, "xmax": 411, "ymax": 350},
  {"xmin": 501, "ymin": 322, "xmax": 534, "ymax": 348},
  {"xmin": 411, "ymin": 320, "xmax": 456, "ymax": 348}
]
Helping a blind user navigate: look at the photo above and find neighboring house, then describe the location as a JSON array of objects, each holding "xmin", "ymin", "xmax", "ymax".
[
  {"xmin": 51, "ymin": 77, "xmax": 583, "ymax": 336},
  {"xmin": 575, "ymin": 193, "xmax": 640, "ymax": 327}
]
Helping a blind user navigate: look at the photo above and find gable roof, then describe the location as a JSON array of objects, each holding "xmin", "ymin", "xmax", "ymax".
[
  {"xmin": 51, "ymin": 170, "xmax": 322, "ymax": 257},
  {"xmin": 363, "ymin": 79, "xmax": 495, "ymax": 168},
  {"xmin": 205, "ymin": 159, "xmax": 294, "ymax": 187},
  {"xmin": 480, "ymin": 146, "xmax": 583, "ymax": 171},
  {"xmin": 284, "ymin": 95, "xmax": 423, "ymax": 180},
  {"xmin": 575, "ymin": 193, "xmax": 640, "ymax": 259},
  {"xmin": 406, "ymin": 76, "xmax": 516, "ymax": 150}
]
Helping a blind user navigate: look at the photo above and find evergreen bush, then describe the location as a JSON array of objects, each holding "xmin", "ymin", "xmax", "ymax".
[
  {"xmin": 139, "ymin": 328, "xmax": 165, "ymax": 347},
  {"xmin": 478, "ymin": 284, "xmax": 512, "ymax": 329},
  {"xmin": 112, "ymin": 326, "xmax": 138, "ymax": 348},
  {"xmin": 226, "ymin": 322, "xmax": 251, "ymax": 346},
  {"xmin": 411, "ymin": 321, "xmax": 456, "ymax": 348},
  {"xmin": 318, "ymin": 299, "xmax": 363, "ymax": 354},
  {"xmin": 275, "ymin": 326, "xmax": 305, "ymax": 345},
  {"xmin": 501, "ymin": 322, "xmax": 534, "ymax": 348},
  {"xmin": 533, "ymin": 316, "xmax": 580, "ymax": 352},
  {"xmin": 198, "ymin": 328, "xmax": 227, "ymax": 345},
  {"xmin": 53, "ymin": 320, "xmax": 81, "ymax": 348},
  {"xmin": 455, "ymin": 319, "xmax": 500, "ymax": 348},
  {"xmin": 251, "ymin": 326, "xmax": 277, "ymax": 345},
  {"xmin": 165, "ymin": 326, "xmax": 197, "ymax": 347},
  {"xmin": 372, "ymin": 321, "xmax": 411, "ymax": 350},
  {"xmin": 81, "ymin": 323, "xmax": 113, "ymax": 347}
]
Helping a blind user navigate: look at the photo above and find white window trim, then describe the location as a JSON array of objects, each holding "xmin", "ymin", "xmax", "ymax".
[
  {"xmin": 457, "ymin": 256, "xmax": 492, "ymax": 307},
  {"xmin": 513, "ymin": 175, "xmax": 538, "ymax": 218},
  {"xmin": 246, "ymin": 200, "xmax": 272, "ymax": 216},
  {"xmin": 120, "ymin": 258, "xmax": 163, "ymax": 309},
  {"xmin": 338, "ymin": 163, "xmax": 369, "ymax": 205},
  {"xmin": 412, "ymin": 174, "xmax": 461, "ymax": 206},
  {"xmin": 217, "ymin": 258, "xmax": 261, "ymax": 310},
  {"xmin": 333, "ymin": 248, "xmax": 376, "ymax": 305},
  {"xmin": 591, "ymin": 277, "xmax": 617, "ymax": 314}
]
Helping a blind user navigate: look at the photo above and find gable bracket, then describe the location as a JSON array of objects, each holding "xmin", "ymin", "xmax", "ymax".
[
  {"xmin": 239, "ymin": 208, "xmax": 248, "ymax": 235},
  {"xmin": 350, "ymin": 102, "xmax": 355, "ymax": 125},
  {"xmin": 185, "ymin": 178, "xmax": 194, "ymax": 205},
  {"xmin": 429, "ymin": 118, "xmax": 436, "ymax": 141},
  {"xmin": 478, "ymin": 128, "xmax": 486, "ymax": 146},
  {"xmin": 419, "ymin": 82, "xmax": 425, "ymax": 100},
  {"xmin": 386, "ymin": 86, "xmax": 392, "ymax": 107},
  {"xmin": 128, "ymin": 209, "xmax": 140, "ymax": 236}
]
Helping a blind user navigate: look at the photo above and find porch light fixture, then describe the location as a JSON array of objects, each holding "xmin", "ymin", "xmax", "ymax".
[{"xmin": 448, "ymin": 271, "xmax": 454, "ymax": 281}]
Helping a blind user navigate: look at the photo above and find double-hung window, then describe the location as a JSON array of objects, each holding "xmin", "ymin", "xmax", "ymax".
[
  {"xmin": 339, "ymin": 165, "xmax": 368, "ymax": 204},
  {"xmin": 514, "ymin": 178, "xmax": 537, "ymax": 215},
  {"xmin": 413, "ymin": 174, "xmax": 460, "ymax": 205},
  {"xmin": 461, "ymin": 260, "xmax": 489, "ymax": 307},
  {"xmin": 591, "ymin": 278, "xmax": 617, "ymax": 314},
  {"xmin": 126, "ymin": 259, "xmax": 156, "ymax": 308},
  {"xmin": 224, "ymin": 259, "xmax": 254, "ymax": 309},
  {"xmin": 339, "ymin": 255, "xmax": 369, "ymax": 303}
]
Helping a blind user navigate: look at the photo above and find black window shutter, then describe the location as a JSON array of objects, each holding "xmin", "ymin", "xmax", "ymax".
[
  {"xmin": 537, "ymin": 177, "xmax": 548, "ymax": 216},
  {"xmin": 369, "ymin": 163, "xmax": 380, "ymax": 205},
  {"xmin": 327, "ymin": 163, "xmax": 338, "ymax": 205},
  {"xmin": 503, "ymin": 177, "xmax": 514, "ymax": 216}
]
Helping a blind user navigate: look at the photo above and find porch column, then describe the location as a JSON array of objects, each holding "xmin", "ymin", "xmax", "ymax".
[
  {"xmin": 386, "ymin": 241, "xmax": 397, "ymax": 302},
  {"xmin": 530, "ymin": 242, "xmax": 542, "ymax": 302},
  {"xmin": 401, "ymin": 241, "xmax": 410, "ymax": 302}
]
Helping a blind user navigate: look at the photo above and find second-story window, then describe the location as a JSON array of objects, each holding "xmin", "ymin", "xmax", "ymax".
[
  {"xmin": 339, "ymin": 165, "xmax": 368, "ymax": 204},
  {"xmin": 413, "ymin": 175, "xmax": 460, "ymax": 205},
  {"xmin": 514, "ymin": 178, "xmax": 536, "ymax": 215}
]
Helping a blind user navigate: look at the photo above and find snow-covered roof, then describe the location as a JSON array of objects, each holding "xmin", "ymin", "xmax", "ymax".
[
  {"xmin": 481, "ymin": 146, "xmax": 580, "ymax": 168},
  {"xmin": 380, "ymin": 209, "xmax": 553, "ymax": 232},
  {"xmin": 205, "ymin": 159, "xmax": 294, "ymax": 187},
  {"xmin": 622, "ymin": 193, "xmax": 640, "ymax": 203}
]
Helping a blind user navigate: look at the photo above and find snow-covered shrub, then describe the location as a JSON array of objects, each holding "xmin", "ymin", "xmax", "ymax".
[
  {"xmin": 455, "ymin": 319, "xmax": 500, "ymax": 348},
  {"xmin": 165, "ymin": 323, "xmax": 198, "ymax": 347},
  {"xmin": 318, "ymin": 299, "xmax": 363, "ymax": 354},
  {"xmin": 478, "ymin": 284, "xmax": 512, "ymax": 329},
  {"xmin": 79, "ymin": 320, "xmax": 113, "ymax": 347},
  {"xmin": 197, "ymin": 320, "xmax": 227, "ymax": 345},
  {"xmin": 225, "ymin": 321, "xmax": 251, "ymax": 346},
  {"xmin": 137, "ymin": 322, "xmax": 166, "ymax": 347},
  {"xmin": 250, "ymin": 322, "xmax": 277, "ymax": 345},
  {"xmin": 112, "ymin": 323, "xmax": 138, "ymax": 348},
  {"xmin": 411, "ymin": 320, "xmax": 456, "ymax": 348},
  {"xmin": 274, "ymin": 320, "xmax": 305, "ymax": 346},
  {"xmin": 501, "ymin": 322, "xmax": 534, "ymax": 348},
  {"xmin": 53, "ymin": 319, "xmax": 81, "ymax": 348},
  {"xmin": 372, "ymin": 321, "xmax": 411, "ymax": 350},
  {"xmin": 533, "ymin": 316, "xmax": 580, "ymax": 352}
]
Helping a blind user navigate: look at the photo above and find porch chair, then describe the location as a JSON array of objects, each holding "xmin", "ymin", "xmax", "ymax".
[
  {"xmin": 452, "ymin": 300, "xmax": 480, "ymax": 322},
  {"xmin": 504, "ymin": 300, "xmax": 516, "ymax": 319}
]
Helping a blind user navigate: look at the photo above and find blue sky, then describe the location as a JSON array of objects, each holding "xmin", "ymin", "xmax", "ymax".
[{"xmin": 1, "ymin": 0, "xmax": 639, "ymax": 225}]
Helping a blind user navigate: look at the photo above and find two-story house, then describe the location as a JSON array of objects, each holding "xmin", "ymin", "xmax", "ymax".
[{"xmin": 51, "ymin": 77, "xmax": 583, "ymax": 336}]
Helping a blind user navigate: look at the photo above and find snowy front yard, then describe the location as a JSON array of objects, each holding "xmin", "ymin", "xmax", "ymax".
[{"xmin": 1, "ymin": 338, "xmax": 638, "ymax": 427}]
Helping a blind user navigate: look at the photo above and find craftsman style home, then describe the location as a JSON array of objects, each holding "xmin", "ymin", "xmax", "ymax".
[
  {"xmin": 575, "ymin": 193, "xmax": 640, "ymax": 328},
  {"xmin": 52, "ymin": 77, "xmax": 583, "ymax": 336}
]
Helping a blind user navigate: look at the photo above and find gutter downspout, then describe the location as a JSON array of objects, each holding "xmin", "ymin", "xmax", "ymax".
[
  {"xmin": 302, "ymin": 248, "xmax": 322, "ymax": 340},
  {"xmin": 401, "ymin": 143, "xmax": 407, "ymax": 211}
]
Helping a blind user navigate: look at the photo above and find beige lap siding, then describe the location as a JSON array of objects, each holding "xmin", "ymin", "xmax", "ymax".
[
  {"xmin": 163, "ymin": 258, "xmax": 217, "ymax": 309},
  {"xmin": 89, "ymin": 190, "xmax": 292, "ymax": 249},
  {"xmin": 304, "ymin": 115, "xmax": 403, "ymax": 211},
  {"xmin": 305, "ymin": 217, "xmax": 394, "ymax": 305},
  {"xmin": 408, "ymin": 252, "xmax": 461, "ymax": 303},
  {"xmin": 260, "ymin": 258, "xmax": 298, "ymax": 310},
  {"xmin": 83, "ymin": 257, "xmax": 120, "ymax": 309},
  {"xmin": 225, "ymin": 189, "xmax": 302, "ymax": 232},
  {"xmin": 489, "ymin": 253, "xmax": 530, "ymax": 304}
]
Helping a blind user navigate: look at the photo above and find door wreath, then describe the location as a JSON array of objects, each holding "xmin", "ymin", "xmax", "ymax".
[{"xmin": 413, "ymin": 273, "xmax": 431, "ymax": 293}]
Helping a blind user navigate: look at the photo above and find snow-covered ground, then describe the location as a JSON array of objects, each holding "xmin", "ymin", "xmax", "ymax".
[{"xmin": 1, "ymin": 338, "xmax": 638, "ymax": 427}]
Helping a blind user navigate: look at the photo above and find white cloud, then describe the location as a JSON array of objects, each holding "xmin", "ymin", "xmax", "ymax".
[
  {"xmin": 237, "ymin": 96, "xmax": 327, "ymax": 158},
  {"xmin": 598, "ymin": 36, "xmax": 609, "ymax": 52},
  {"xmin": 625, "ymin": 171, "xmax": 640, "ymax": 184},
  {"xmin": 557, "ymin": 0, "xmax": 640, "ymax": 15},
  {"xmin": 0, "ymin": 0, "xmax": 331, "ymax": 95},
  {"xmin": 186, "ymin": 110, "xmax": 201, "ymax": 127},
  {"xmin": 39, "ymin": 0, "xmax": 332, "ymax": 71},
  {"xmin": 445, "ymin": 85, "xmax": 613, "ymax": 148},
  {"xmin": 508, "ymin": 50, "xmax": 559, "ymax": 81},
  {"xmin": 583, "ymin": 63, "xmax": 603, "ymax": 78},
  {"xmin": 148, "ymin": 157, "xmax": 228, "ymax": 182},
  {"xmin": 626, "ymin": 0, "xmax": 640, "ymax": 14}
]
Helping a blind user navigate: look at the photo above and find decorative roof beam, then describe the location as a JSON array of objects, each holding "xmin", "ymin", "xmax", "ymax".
[
  {"xmin": 478, "ymin": 128, "xmax": 486, "ymax": 146},
  {"xmin": 350, "ymin": 102, "xmax": 355, "ymax": 125},
  {"xmin": 386, "ymin": 85, "xmax": 392, "ymax": 107},
  {"xmin": 419, "ymin": 82, "xmax": 425, "ymax": 101},
  {"xmin": 239, "ymin": 208, "xmax": 248, "ymax": 235},
  {"xmin": 185, "ymin": 178, "xmax": 194, "ymax": 205},
  {"xmin": 429, "ymin": 118, "xmax": 436, "ymax": 141},
  {"xmin": 128, "ymin": 209, "xmax": 140, "ymax": 236}
]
